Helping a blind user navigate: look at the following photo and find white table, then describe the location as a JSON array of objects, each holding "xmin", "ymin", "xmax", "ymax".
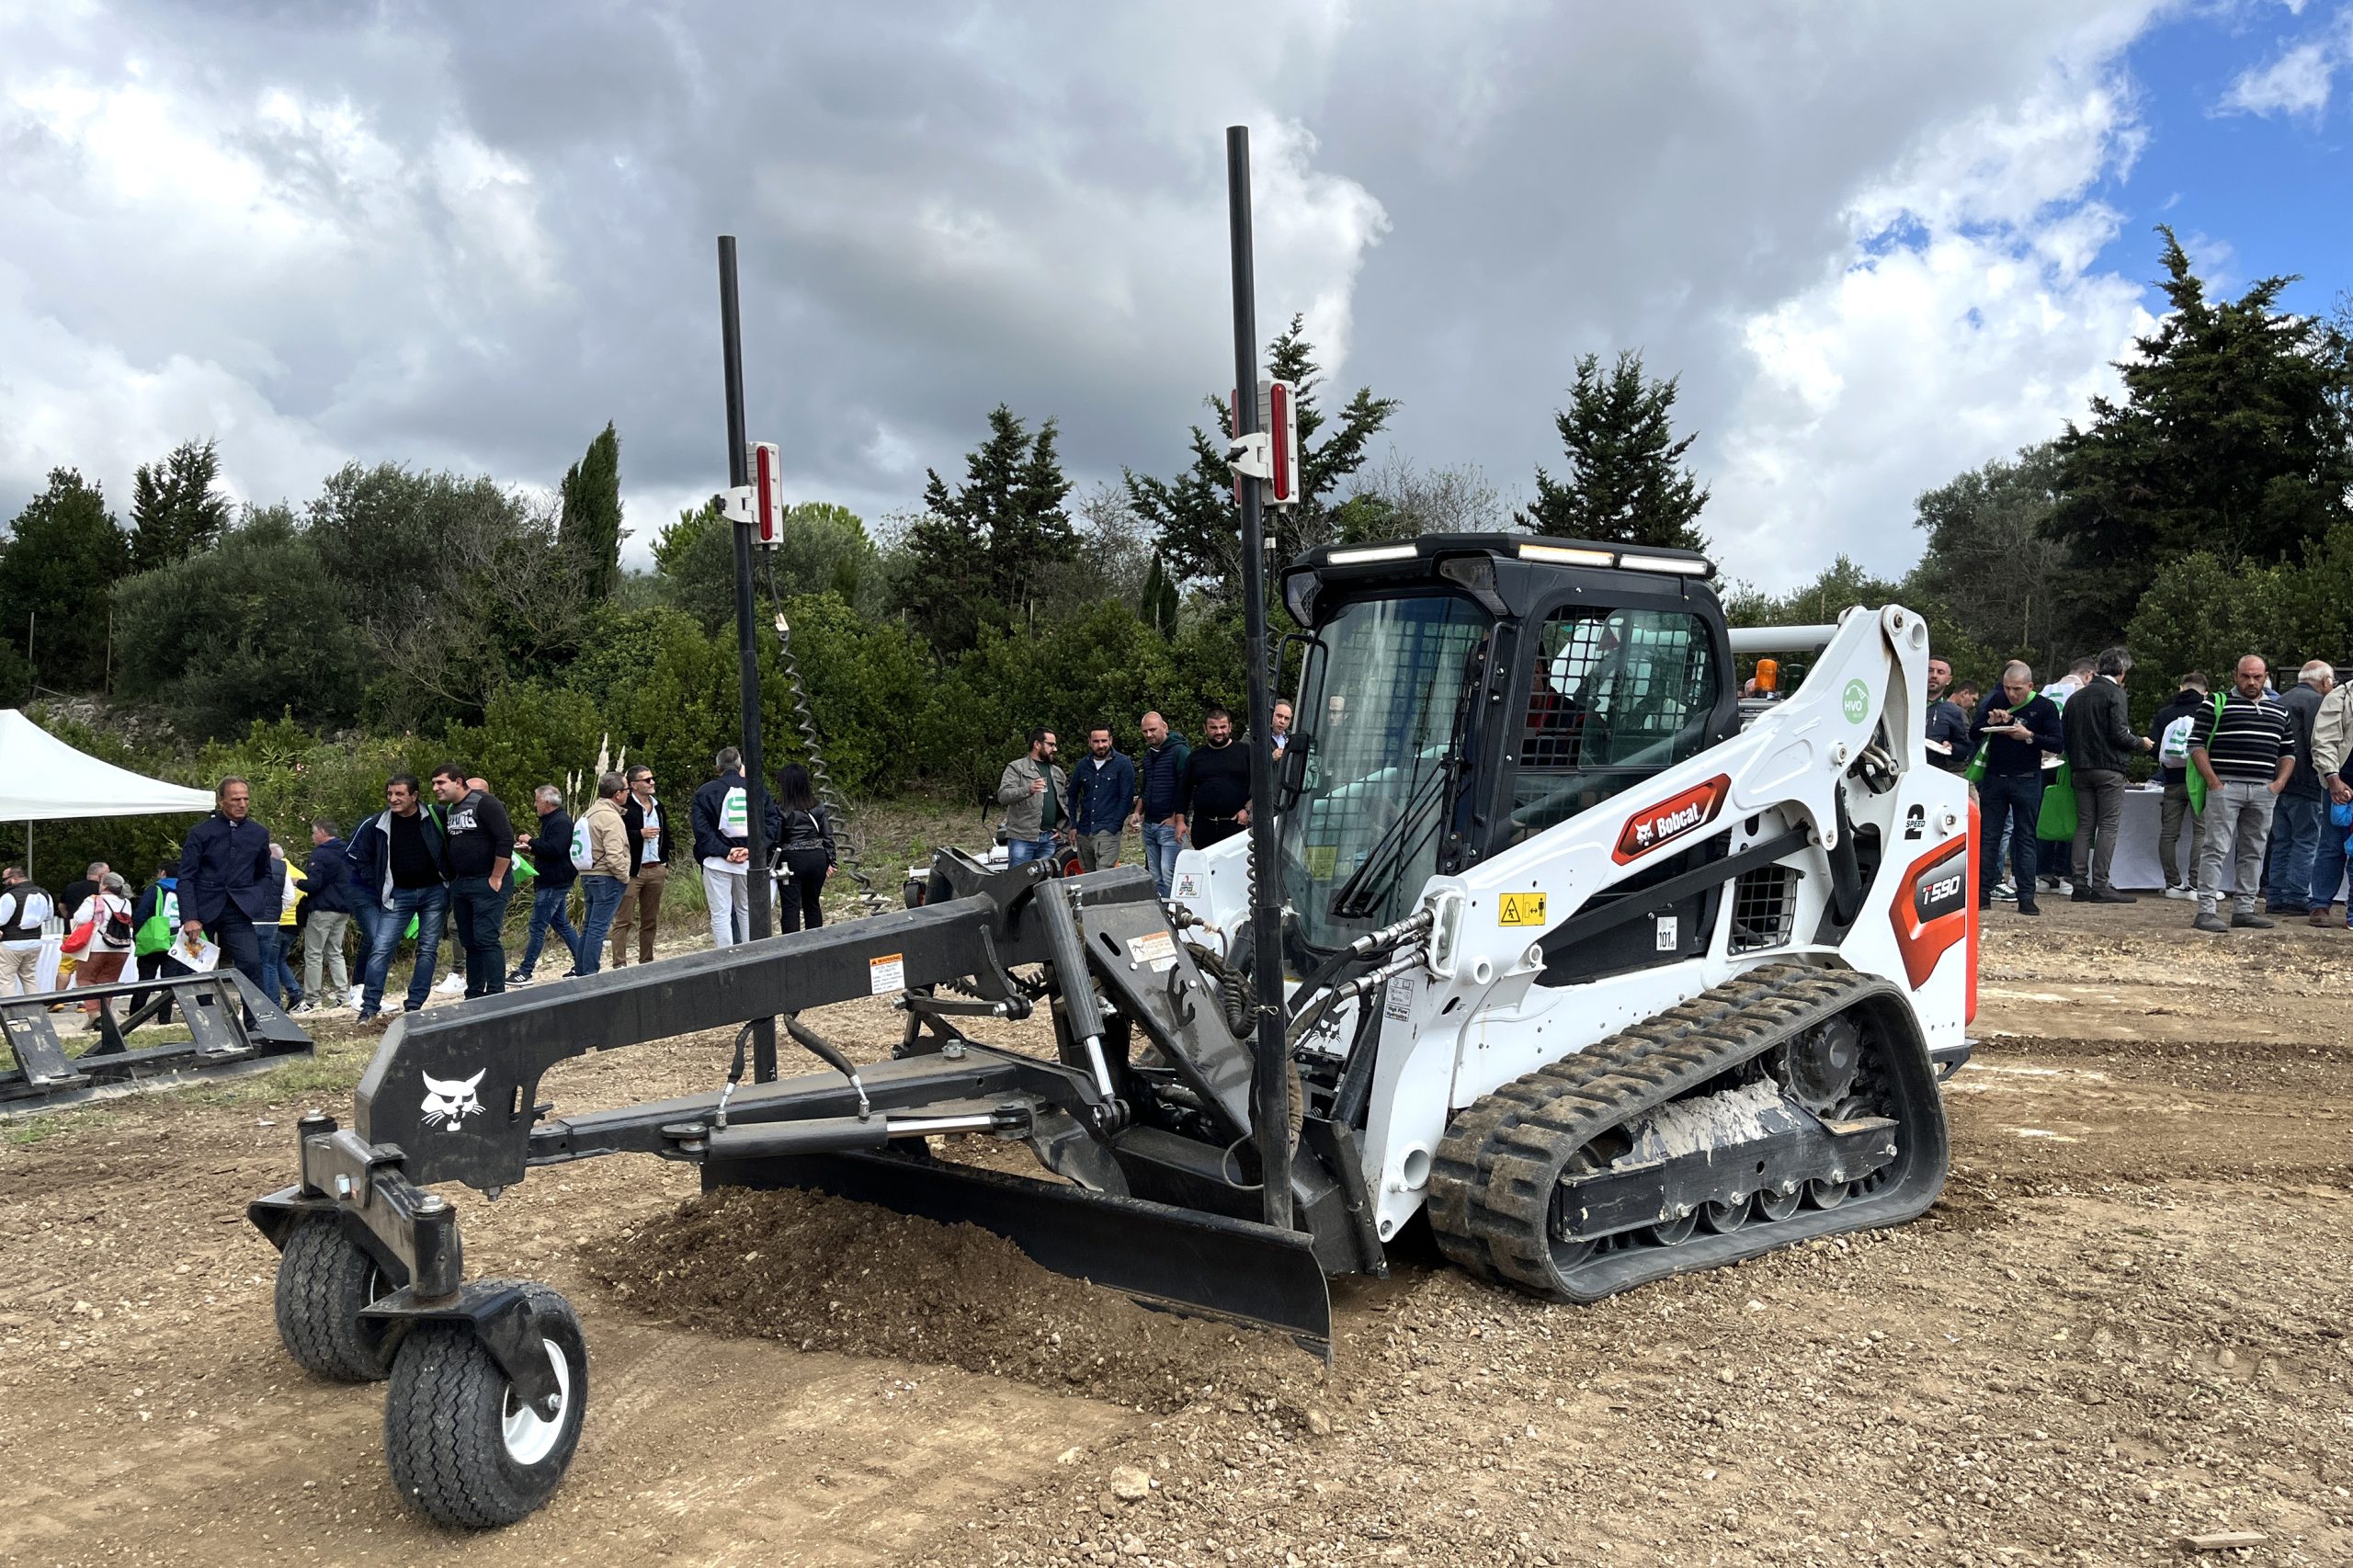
[{"xmin": 2101, "ymin": 785, "xmax": 2344, "ymax": 896}]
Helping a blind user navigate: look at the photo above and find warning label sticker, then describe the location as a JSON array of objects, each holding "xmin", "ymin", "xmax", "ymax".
[
  {"xmin": 1127, "ymin": 931, "xmax": 1177, "ymax": 970},
  {"xmin": 1304, "ymin": 845, "xmax": 1338, "ymax": 880},
  {"xmin": 1498, "ymin": 892, "xmax": 1548, "ymax": 926},
  {"xmin": 869, "ymin": 953, "xmax": 905, "ymax": 994},
  {"xmin": 1384, "ymin": 973, "xmax": 1415, "ymax": 1020},
  {"xmin": 1175, "ymin": 872, "xmax": 1200, "ymax": 899}
]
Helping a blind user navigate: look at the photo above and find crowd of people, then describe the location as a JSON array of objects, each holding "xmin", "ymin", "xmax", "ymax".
[
  {"xmin": 993, "ymin": 699, "xmax": 1290, "ymax": 899},
  {"xmin": 0, "ymin": 748, "xmax": 840, "ymax": 1027},
  {"xmin": 15, "ymin": 648, "xmax": 2316, "ymax": 1038},
  {"xmin": 1923, "ymin": 647, "xmax": 2336, "ymax": 933}
]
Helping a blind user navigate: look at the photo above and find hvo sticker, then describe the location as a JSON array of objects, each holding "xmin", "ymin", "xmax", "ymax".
[
  {"xmin": 1498, "ymin": 892, "xmax": 1547, "ymax": 926},
  {"xmin": 1842, "ymin": 679, "xmax": 1870, "ymax": 723}
]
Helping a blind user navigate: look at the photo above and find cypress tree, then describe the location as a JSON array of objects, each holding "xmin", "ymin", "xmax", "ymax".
[{"xmin": 558, "ymin": 422, "xmax": 626, "ymax": 603}]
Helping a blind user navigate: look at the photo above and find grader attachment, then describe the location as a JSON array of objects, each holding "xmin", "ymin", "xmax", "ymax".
[{"xmin": 247, "ymin": 851, "xmax": 1350, "ymax": 1525}]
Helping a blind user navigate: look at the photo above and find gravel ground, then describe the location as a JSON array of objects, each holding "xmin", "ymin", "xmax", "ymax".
[{"xmin": 2, "ymin": 895, "xmax": 2348, "ymax": 1565}]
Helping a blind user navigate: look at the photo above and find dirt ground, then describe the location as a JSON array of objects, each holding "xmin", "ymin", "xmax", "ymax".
[{"xmin": 4, "ymin": 897, "xmax": 2350, "ymax": 1567}]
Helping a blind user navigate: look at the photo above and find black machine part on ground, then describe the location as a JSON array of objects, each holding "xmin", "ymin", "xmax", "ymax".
[{"xmin": 3, "ymin": 970, "xmax": 311, "ymax": 1113}]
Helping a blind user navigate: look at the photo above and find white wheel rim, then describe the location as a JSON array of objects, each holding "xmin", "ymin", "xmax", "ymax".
[{"xmin": 501, "ymin": 1337, "xmax": 571, "ymax": 1466}]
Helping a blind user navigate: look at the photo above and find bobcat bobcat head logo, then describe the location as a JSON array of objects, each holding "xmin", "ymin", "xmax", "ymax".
[{"xmin": 420, "ymin": 1069, "xmax": 487, "ymax": 1130}]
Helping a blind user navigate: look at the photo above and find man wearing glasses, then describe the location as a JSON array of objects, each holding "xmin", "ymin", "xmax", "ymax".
[{"xmin": 613, "ymin": 764, "xmax": 674, "ymax": 968}]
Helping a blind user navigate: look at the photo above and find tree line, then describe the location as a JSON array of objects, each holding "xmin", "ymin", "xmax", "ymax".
[{"xmin": 3, "ymin": 226, "xmax": 2347, "ymax": 871}]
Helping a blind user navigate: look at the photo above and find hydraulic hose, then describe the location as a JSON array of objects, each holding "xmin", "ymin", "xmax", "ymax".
[{"xmin": 759, "ymin": 551, "xmax": 884, "ymax": 913}]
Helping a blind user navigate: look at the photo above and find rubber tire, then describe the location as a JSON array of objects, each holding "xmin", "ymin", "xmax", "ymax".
[
  {"xmin": 383, "ymin": 1283, "xmax": 587, "ymax": 1528},
  {"xmin": 273, "ymin": 1214, "xmax": 400, "ymax": 1381}
]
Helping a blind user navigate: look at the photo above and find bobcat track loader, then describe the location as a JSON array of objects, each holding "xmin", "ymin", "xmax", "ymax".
[{"xmin": 245, "ymin": 534, "xmax": 1972, "ymax": 1527}]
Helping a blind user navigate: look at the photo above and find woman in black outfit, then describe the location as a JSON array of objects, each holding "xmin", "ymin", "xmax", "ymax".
[{"xmin": 771, "ymin": 764, "xmax": 835, "ymax": 933}]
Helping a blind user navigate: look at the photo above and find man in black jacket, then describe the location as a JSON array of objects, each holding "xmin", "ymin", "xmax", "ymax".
[
  {"xmin": 613, "ymin": 764, "xmax": 673, "ymax": 968},
  {"xmin": 1923, "ymin": 659, "xmax": 1973, "ymax": 775},
  {"xmin": 2146, "ymin": 674, "xmax": 2211, "ymax": 897},
  {"xmin": 430, "ymin": 764, "xmax": 514, "ymax": 998},
  {"xmin": 2062, "ymin": 647, "xmax": 2154, "ymax": 903},
  {"xmin": 509, "ymin": 785, "xmax": 584, "ymax": 985},
  {"xmin": 177, "ymin": 776, "xmax": 275, "ymax": 990},
  {"xmin": 692, "ymin": 746, "xmax": 781, "ymax": 949},
  {"xmin": 1973, "ymin": 664, "xmax": 2064, "ymax": 916},
  {"xmin": 1180, "ymin": 708, "xmax": 1251, "ymax": 849},
  {"xmin": 2266, "ymin": 660, "xmax": 2333, "ymax": 917}
]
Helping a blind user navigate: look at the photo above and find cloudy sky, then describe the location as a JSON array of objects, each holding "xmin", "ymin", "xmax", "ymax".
[{"xmin": 2, "ymin": 1, "xmax": 2347, "ymax": 590}]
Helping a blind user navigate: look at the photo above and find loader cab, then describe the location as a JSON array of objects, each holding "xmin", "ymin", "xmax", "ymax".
[{"xmin": 1277, "ymin": 535, "xmax": 1735, "ymax": 971}]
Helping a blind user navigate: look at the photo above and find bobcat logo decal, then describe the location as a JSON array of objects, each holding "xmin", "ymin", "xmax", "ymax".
[{"xmin": 419, "ymin": 1069, "xmax": 487, "ymax": 1130}]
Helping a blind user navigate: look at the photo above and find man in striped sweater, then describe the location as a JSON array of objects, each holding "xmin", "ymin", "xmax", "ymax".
[{"xmin": 2187, "ymin": 654, "xmax": 2295, "ymax": 934}]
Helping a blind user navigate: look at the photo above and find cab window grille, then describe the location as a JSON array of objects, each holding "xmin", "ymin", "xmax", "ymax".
[{"xmin": 1510, "ymin": 608, "xmax": 1720, "ymax": 841}]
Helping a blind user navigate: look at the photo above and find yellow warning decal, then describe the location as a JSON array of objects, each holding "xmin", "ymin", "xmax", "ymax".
[
  {"xmin": 1305, "ymin": 844, "xmax": 1339, "ymax": 879},
  {"xmin": 1497, "ymin": 892, "xmax": 1548, "ymax": 926}
]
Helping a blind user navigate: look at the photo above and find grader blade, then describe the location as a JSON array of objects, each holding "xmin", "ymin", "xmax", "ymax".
[{"xmin": 706, "ymin": 1148, "xmax": 1335, "ymax": 1356}]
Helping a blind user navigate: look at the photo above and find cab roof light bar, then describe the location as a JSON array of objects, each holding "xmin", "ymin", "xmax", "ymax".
[
  {"xmin": 1518, "ymin": 542, "xmax": 1616, "ymax": 568},
  {"xmin": 1617, "ymin": 550, "xmax": 1713, "ymax": 577},
  {"xmin": 1518, "ymin": 540, "xmax": 1715, "ymax": 578},
  {"xmin": 1325, "ymin": 543, "xmax": 1419, "ymax": 565}
]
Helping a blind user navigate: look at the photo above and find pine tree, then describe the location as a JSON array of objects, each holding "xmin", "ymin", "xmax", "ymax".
[
  {"xmin": 129, "ymin": 438, "xmax": 233, "ymax": 570},
  {"xmin": 1516, "ymin": 350, "xmax": 1710, "ymax": 551},
  {"xmin": 1126, "ymin": 314, "xmax": 1400, "ymax": 597},
  {"xmin": 2047, "ymin": 228, "xmax": 2353, "ymax": 644},
  {"xmin": 894, "ymin": 405, "xmax": 1076, "ymax": 654},
  {"xmin": 558, "ymin": 422, "xmax": 626, "ymax": 603},
  {"xmin": 0, "ymin": 469, "xmax": 131, "ymax": 692}
]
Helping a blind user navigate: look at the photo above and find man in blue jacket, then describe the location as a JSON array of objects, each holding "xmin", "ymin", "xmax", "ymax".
[
  {"xmin": 1131, "ymin": 710, "xmax": 1189, "ymax": 898},
  {"xmin": 177, "ymin": 776, "xmax": 274, "ymax": 991},
  {"xmin": 292, "ymin": 817, "xmax": 358, "ymax": 1016},
  {"xmin": 1068, "ymin": 723, "xmax": 1137, "ymax": 871},
  {"xmin": 344, "ymin": 773, "xmax": 451, "ymax": 1026},
  {"xmin": 1972, "ymin": 662, "xmax": 2064, "ymax": 917}
]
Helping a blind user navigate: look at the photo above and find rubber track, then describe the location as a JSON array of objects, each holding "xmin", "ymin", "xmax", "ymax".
[{"xmin": 1427, "ymin": 961, "xmax": 1877, "ymax": 1298}]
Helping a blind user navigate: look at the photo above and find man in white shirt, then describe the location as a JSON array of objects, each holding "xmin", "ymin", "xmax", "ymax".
[
  {"xmin": 690, "ymin": 747, "xmax": 781, "ymax": 949},
  {"xmin": 613, "ymin": 765, "xmax": 673, "ymax": 967},
  {"xmin": 0, "ymin": 867, "xmax": 54, "ymax": 996},
  {"xmin": 2040, "ymin": 657, "xmax": 2097, "ymax": 708}
]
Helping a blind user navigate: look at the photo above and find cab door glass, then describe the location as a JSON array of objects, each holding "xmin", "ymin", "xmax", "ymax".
[{"xmin": 1511, "ymin": 608, "xmax": 1720, "ymax": 840}]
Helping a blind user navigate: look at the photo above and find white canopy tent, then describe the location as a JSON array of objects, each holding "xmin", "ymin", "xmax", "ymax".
[{"xmin": 1, "ymin": 708, "xmax": 214, "ymax": 871}]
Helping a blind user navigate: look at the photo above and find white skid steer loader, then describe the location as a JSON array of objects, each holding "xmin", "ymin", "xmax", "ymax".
[{"xmin": 246, "ymin": 532, "xmax": 1972, "ymax": 1527}]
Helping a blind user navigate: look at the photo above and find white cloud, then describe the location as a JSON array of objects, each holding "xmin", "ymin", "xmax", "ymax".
[
  {"xmin": 1712, "ymin": 45, "xmax": 2157, "ymax": 587},
  {"xmin": 2218, "ymin": 8, "xmax": 2353, "ymax": 119},
  {"xmin": 0, "ymin": 0, "xmax": 2243, "ymax": 612},
  {"xmin": 0, "ymin": 263, "xmax": 347, "ymax": 513}
]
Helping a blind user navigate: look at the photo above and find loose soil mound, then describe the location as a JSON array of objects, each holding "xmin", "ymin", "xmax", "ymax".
[{"xmin": 586, "ymin": 1185, "xmax": 1322, "ymax": 1413}]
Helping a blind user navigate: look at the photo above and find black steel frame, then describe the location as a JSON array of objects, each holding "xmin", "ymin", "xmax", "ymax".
[
  {"xmin": 249, "ymin": 854, "xmax": 1361, "ymax": 1355},
  {"xmin": 2, "ymin": 970, "xmax": 311, "ymax": 1113}
]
